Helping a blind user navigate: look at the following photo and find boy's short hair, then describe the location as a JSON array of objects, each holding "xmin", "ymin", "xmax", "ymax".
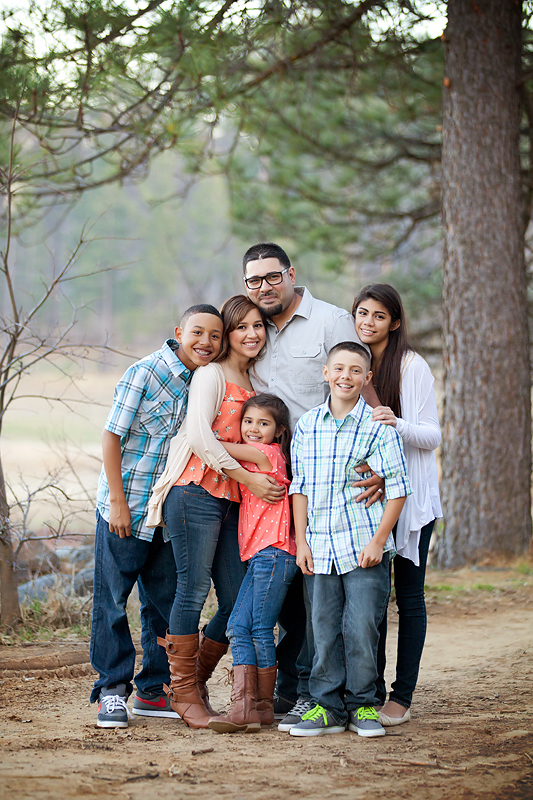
[
  {"xmin": 180, "ymin": 304, "xmax": 222, "ymax": 327},
  {"xmin": 242, "ymin": 242, "xmax": 291, "ymax": 273},
  {"xmin": 327, "ymin": 341, "xmax": 371, "ymax": 370}
]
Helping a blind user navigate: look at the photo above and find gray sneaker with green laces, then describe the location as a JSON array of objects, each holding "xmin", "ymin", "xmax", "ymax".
[
  {"xmin": 289, "ymin": 703, "xmax": 346, "ymax": 737},
  {"xmin": 348, "ymin": 706, "xmax": 386, "ymax": 737}
]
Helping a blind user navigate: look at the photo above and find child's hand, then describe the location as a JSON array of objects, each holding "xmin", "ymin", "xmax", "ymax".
[
  {"xmin": 358, "ymin": 541, "xmax": 384, "ymax": 569},
  {"xmin": 297, "ymin": 542, "xmax": 314, "ymax": 576},
  {"xmin": 109, "ymin": 499, "xmax": 132, "ymax": 538}
]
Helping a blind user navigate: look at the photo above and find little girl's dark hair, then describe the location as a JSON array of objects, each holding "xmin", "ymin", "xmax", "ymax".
[{"xmin": 240, "ymin": 393, "xmax": 292, "ymax": 475}]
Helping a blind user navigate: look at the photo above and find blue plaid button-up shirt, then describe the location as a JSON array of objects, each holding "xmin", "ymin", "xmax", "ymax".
[
  {"xmin": 96, "ymin": 340, "xmax": 192, "ymax": 541},
  {"xmin": 289, "ymin": 396, "xmax": 411, "ymax": 574}
]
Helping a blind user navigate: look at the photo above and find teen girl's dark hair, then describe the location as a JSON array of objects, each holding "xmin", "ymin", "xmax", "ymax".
[
  {"xmin": 352, "ymin": 284, "xmax": 411, "ymax": 418},
  {"xmin": 216, "ymin": 295, "xmax": 267, "ymax": 365},
  {"xmin": 240, "ymin": 393, "xmax": 292, "ymax": 477}
]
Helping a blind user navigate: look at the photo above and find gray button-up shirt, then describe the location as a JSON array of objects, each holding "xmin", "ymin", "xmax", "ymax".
[{"xmin": 251, "ymin": 287, "xmax": 366, "ymax": 430}]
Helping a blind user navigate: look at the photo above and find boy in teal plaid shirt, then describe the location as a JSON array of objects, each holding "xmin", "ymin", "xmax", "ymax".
[{"xmin": 91, "ymin": 305, "xmax": 223, "ymax": 728}]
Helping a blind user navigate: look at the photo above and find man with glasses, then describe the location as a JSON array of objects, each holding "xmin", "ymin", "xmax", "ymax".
[{"xmin": 242, "ymin": 242, "xmax": 382, "ymax": 730}]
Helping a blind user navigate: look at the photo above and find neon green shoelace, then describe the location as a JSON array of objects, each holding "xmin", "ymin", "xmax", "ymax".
[
  {"xmin": 356, "ymin": 706, "xmax": 379, "ymax": 721},
  {"xmin": 302, "ymin": 704, "xmax": 328, "ymax": 723}
]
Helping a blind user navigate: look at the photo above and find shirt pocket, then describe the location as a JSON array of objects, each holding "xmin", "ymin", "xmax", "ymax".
[
  {"xmin": 288, "ymin": 343, "xmax": 324, "ymax": 390},
  {"xmin": 138, "ymin": 398, "xmax": 178, "ymax": 437}
]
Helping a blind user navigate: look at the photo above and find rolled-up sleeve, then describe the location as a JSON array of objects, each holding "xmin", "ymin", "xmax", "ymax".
[
  {"xmin": 289, "ymin": 421, "xmax": 306, "ymax": 496},
  {"xmin": 105, "ymin": 365, "xmax": 147, "ymax": 436},
  {"xmin": 367, "ymin": 426, "xmax": 411, "ymax": 501}
]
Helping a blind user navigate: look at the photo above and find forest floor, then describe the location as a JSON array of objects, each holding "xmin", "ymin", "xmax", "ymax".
[{"xmin": 1, "ymin": 564, "xmax": 532, "ymax": 800}]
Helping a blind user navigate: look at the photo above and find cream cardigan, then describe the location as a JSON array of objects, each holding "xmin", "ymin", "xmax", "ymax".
[
  {"xmin": 394, "ymin": 352, "xmax": 442, "ymax": 565},
  {"xmin": 146, "ymin": 363, "xmax": 241, "ymax": 527}
]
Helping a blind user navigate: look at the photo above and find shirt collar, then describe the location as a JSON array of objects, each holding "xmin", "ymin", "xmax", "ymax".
[
  {"xmin": 164, "ymin": 339, "xmax": 193, "ymax": 382},
  {"xmin": 293, "ymin": 286, "xmax": 312, "ymax": 319},
  {"xmin": 322, "ymin": 394, "xmax": 367, "ymax": 425}
]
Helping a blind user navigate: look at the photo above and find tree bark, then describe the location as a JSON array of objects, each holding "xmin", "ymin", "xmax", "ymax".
[
  {"xmin": 0, "ymin": 457, "xmax": 21, "ymax": 625},
  {"xmin": 436, "ymin": 0, "xmax": 532, "ymax": 566}
]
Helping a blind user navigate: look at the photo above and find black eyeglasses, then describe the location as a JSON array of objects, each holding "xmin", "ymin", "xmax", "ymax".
[{"xmin": 243, "ymin": 267, "xmax": 289, "ymax": 290}]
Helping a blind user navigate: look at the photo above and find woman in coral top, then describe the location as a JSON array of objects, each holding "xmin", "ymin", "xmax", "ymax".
[{"xmin": 152, "ymin": 296, "xmax": 284, "ymax": 729}]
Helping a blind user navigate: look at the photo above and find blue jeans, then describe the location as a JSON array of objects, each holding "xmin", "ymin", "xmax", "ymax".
[
  {"xmin": 90, "ymin": 511, "xmax": 176, "ymax": 703},
  {"xmin": 275, "ymin": 571, "xmax": 313, "ymax": 702},
  {"xmin": 375, "ymin": 520, "xmax": 435, "ymax": 709},
  {"xmin": 227, "ymin": 546, "xmax": 299, "ymax": 667},
  {"xmin": 305, "ymin": 555, "xmax": 391, "ymax": 725},
  {"xmin": 163, "ymin": 484, "xmax": 247, "ymax": 643}
]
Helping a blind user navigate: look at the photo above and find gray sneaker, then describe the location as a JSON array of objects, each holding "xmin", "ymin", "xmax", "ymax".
[
  {"xmin": 289, "ymin": 703, "xmax": 346, "ymax": 737},
  {"xmin": 132, "ymin": 690, "xmax": 179, "ymax": 718},
  {"xmin": 348, "ymin": 706, "xmax": 385, "ymax": 737},
  {"xmin": 277, "ymin": 697, "xmax": 313, "ymax": 731},
  {"xmin": 97, "ymin": 684, "xmax": 133, "ymax": 728}
]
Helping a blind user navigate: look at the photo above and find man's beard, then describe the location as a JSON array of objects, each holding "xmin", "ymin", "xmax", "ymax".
[{"xmin": 258, "ymin": 299, "xmax": 283, "ymax": 317}]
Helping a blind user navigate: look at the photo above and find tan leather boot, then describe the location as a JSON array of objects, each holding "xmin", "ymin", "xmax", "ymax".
[
  {"xmin": 157, "ymin": 631, "xmax": 211, "ymax": 729},
  {"xmin": 207, "ymin": 665, "xmax": 261, "ymax": 733},
  {"xmin": 196, "ymin": 628, "xmax": 228, "ymax": 716},
  {"xmin": 256, "ymin": 664, "xmax": 277, "ymax": 726}
]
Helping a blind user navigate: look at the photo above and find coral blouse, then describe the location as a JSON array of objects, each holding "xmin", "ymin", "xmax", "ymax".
[
  {"xmin": 238, "ymin": 443, "xmax": 296, "ymax": 561},
  {"xmin": 175, "ymin": 381, "xmax": 254, "ymax": 501}
]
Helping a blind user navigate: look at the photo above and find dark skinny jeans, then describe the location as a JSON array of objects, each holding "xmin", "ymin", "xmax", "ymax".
[{"xmin": 375, "ymin": 519, "xmax": 435, "ymax": 709}]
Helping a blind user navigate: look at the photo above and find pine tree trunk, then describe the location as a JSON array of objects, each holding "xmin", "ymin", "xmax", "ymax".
[
  {"xmin": 436, "ymin": 0, "xmax": 532, "ymax": 567},
  {"xmin": 0, "ymin": 457, "xmax": 21, "ymax": 625}
]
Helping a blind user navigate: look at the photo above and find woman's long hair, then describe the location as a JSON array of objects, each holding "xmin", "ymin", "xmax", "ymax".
[
  {"xmin": 352, "ymin": 284, "xmax": 411, "ymax": 417},
  {"xmin": 240, "ymin": 393, "xmax": 292, "ymax": 479},
  {"xmin": 216, "ymin": 295, "xmax": 267, "ymax": 366}
]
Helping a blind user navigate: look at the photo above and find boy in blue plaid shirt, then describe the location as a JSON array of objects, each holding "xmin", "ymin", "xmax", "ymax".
[
  {"xmin": 91, "ymin": 305, "xmax": 224, "ymax": 728},
  {"xmin": 289, "ymin": 342, "xmax": 411, "ymax": 738}
]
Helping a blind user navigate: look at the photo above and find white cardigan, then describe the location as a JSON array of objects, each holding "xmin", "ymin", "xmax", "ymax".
[
  {"xmin": 147, "ymin": 363, "xmax": 241, "ymax": 527},
  {"xmin": 393, "ymin": 352, "xmax": 442, "ymax": 565}
]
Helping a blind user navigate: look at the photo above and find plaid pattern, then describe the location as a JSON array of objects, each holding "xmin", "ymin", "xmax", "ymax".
[
  {"xmin": 96, "ymin": 340, "xmax": 192, "ymax": 541},
  {"xmin": 289, "ymin": 396, "xmax": 411, "ymax": 575}
]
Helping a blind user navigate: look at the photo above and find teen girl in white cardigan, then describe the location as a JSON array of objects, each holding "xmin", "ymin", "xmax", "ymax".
[{"xmin": 352, "ymin": 284, "xmax": 442, "ymax": 725}]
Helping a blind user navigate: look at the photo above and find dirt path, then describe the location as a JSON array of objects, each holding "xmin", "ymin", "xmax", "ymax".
[{"xmin": 1, "ymin": 568, "xmax": 532, "ymax": 800}]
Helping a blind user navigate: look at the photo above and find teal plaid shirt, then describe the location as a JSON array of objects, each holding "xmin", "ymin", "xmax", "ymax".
[
  {"xmin": 96, "ymin": 340, "xmax": 192, "ymax": 540},
  {"xmin": 289, "ymin": 396, "xmax": 411, "ymax": 574}
]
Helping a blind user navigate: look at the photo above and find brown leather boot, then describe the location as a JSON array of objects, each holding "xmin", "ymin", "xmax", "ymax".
[
  {"xmin": 157, "ymin": 631, "xmax": 211, "ymax": 729},
  {"xmin": 207, "ymin": 665, "xmax": 261, "ymax": 733},
  {"xmin": 196, "ymin": 628, "xmax": 228, "ymax": 716},
  {"xmin": 256, "ymin": 664, "xmax": 277, "ymax": 726}
]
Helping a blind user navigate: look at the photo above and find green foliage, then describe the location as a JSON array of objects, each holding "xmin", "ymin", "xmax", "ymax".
[
  {"xmin": 515, "ymin": 562, "xmax": 533, "ymax": 575},
  {"xmin": 3, "ymin": 0, "xmax": 533, "ymax": 334}
]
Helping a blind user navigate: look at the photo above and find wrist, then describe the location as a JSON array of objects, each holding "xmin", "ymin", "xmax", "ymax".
[{"xmin": 372, "ymin": 530, "xmax": 388, "ymax": 548}]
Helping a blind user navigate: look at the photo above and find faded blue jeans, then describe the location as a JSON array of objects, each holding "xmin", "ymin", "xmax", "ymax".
[
  {"xmin": 375, "ymin": 520, "xmax": 435, "ymax": 709},
  {"xmin": 275, "ymin": 571, "xmax": 313, "ymax": 702},
  {"xmin": 90, "ymin": 511, "xmax": 176, "ymax": 703},
  {"xmin": 227, "ymin": 546, "xmax": 299, "ymax": 667},
  {"xmin": 163, "ymin": 484, "xmax": 247, "ymax": 643},
  {"xmin": 305, "ymin": 555, "xmax": 391, "ymax": 725}
]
